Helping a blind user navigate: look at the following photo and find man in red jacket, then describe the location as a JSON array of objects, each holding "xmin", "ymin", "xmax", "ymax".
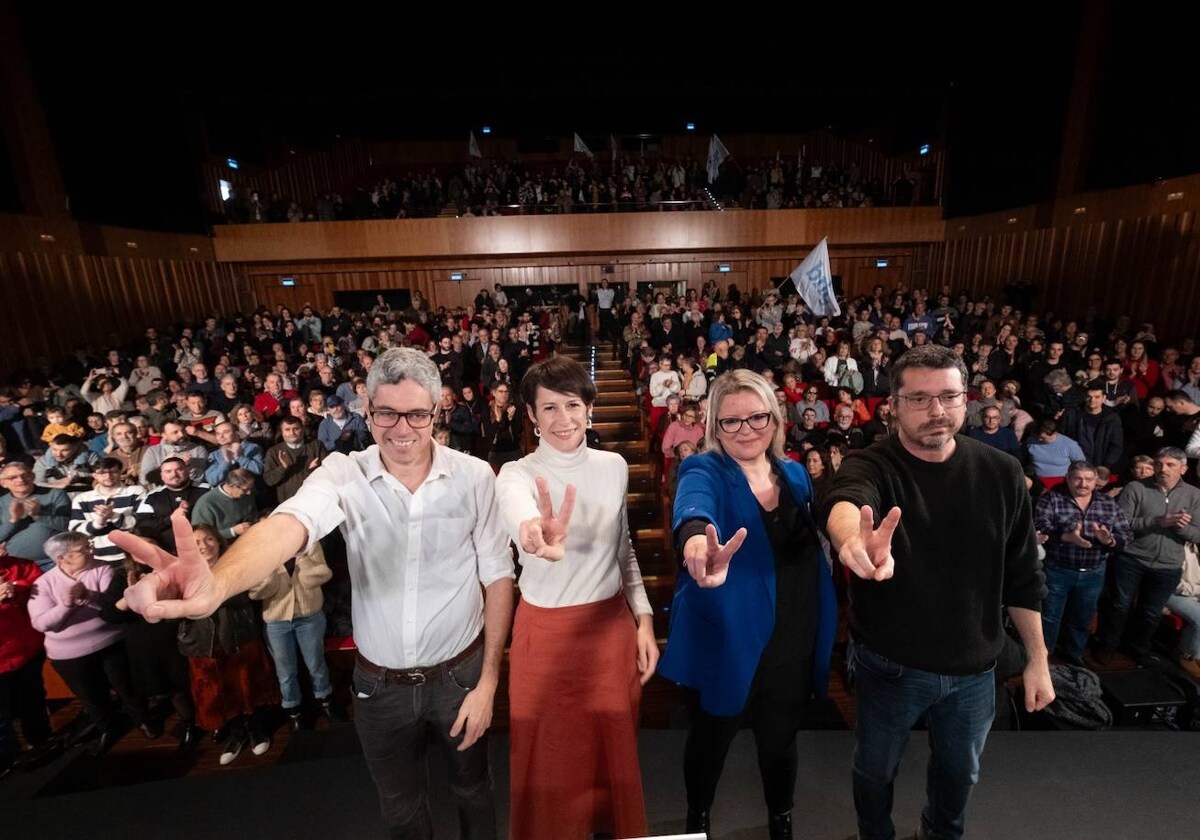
[{"xmin": 0, "ymin": 545, "xmax": 51, "ymax": 776}]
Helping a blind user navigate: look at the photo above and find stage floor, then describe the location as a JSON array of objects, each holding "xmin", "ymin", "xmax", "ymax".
[{"xmin": 6, "ymin": 728, "xmax": 1197, "ymax": 839}]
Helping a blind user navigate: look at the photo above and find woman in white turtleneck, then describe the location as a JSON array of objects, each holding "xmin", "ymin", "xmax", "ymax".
[{"xmin": 496, "ymin": 355, "xmax": 657, "ymax": 840}]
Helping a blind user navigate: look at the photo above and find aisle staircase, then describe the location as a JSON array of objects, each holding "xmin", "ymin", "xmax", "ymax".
[{"xmin": 555, "ymin": 340, "xmax": 684, "ymax": 726}]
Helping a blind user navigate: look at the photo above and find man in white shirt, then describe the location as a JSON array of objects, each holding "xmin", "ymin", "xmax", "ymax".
[
  {"xmin": 595, "ymin": 279, "xmax": 617, "ymax": 343},
  {"xmin": 112, "ymin": 348, "xmax": 515, "ymax": 840}
]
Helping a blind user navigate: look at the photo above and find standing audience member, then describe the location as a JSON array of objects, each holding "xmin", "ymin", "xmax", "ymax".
[{"xmin": 0, "ymin": 546, "xmax": 51, "ymax": 776}]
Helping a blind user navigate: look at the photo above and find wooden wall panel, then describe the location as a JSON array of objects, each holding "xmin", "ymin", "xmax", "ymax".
[
  {"xmin": 244, "ymin": 246, "xmax": 922, "ymax": 314},
  {"xmin": 213, "ymin": 207, "xmax": 946, "ymax": 264},
  {"xmin": 0, "ymin": 252, "xmax": 244, "ymax": 379},
  {"xmin": 928, "ymin": 209, "xmax": 1200, "ymax": 341}
]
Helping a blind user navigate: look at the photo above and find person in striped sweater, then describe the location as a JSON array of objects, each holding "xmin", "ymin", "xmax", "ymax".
[{"xmin": 68, "ymin": 458, "xmax": 145, "ymax": 564}]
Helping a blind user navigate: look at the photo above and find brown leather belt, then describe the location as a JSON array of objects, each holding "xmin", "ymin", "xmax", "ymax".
[{"xmin": 354, "ymin": 634, "xmax": 483, "ymax": 686}]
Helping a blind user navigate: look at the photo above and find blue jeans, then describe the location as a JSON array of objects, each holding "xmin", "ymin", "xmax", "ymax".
[
  {"xmin": 1098, "ymin": 554, "xmax": 1183, "ymax": 658},
  {"xmin": 849, "ymin": 640, "xmax": 995, "ymax": 840},
  {"xmin": 263, "ymin": 612, "xmax": 333, "ymax": 710},
  {"xmin": 1166, "ymin": 594, "xmax": 1200, "ymax": 659},
  {"xmin": 1041, "ymin": 563, "xmax": 1106, "ymax": 664},
  {"xmin": 352, "ymin": 645, "xmax": 496, "ymax": 840}
]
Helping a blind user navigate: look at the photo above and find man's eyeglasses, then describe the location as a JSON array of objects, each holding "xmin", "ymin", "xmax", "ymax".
[
  {"xmin": 895, "ymin": 391, "xmax": 966, "ymax": 410},
  {"xmin": 717, "ymin": 412, "xmax": 773, "ymax": 434},
  {"xmin": 370, "ymin": 409, "xmax": 435, "ymax": 429}
]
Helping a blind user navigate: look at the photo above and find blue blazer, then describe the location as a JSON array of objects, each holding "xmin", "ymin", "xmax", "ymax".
[{"xmin": 658, "ymin": 450, "xmax": 838, "ymax": 716}]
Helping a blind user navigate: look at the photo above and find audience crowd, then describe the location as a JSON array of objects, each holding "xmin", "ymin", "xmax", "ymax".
[
  {"xmin": 222, "ymin": 152, "xmax": 919, "ymax": 223},
  {"xmin": 3, "ymin": 271, "xmax": 1199, "ymax": 781}
]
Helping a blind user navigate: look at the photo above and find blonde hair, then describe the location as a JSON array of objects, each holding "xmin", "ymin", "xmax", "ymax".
[{"xmin": 703, "ymin": 369, "xmax": 786, "ymax": 460}]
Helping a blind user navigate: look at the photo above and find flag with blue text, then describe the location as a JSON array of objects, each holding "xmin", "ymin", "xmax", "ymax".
[{"xmin": 788, "ymin": 238, "xmax": 840, "ymax": 317}]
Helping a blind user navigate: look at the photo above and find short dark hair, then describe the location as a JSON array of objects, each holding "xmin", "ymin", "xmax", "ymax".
[
  {"xmin": 1164, "ymin": 389, "xmax": 1195, "ymax": 404},
  {"xmin": 161, "ymin": 457, "xmax": 187, "ymax": 469},
  {"xmin": 50, "ymin": 434, "xmax": 79, "ymax": 447},
  {"xmin": 520, "ymin": 356, "xmax": 597, "ymax": 408},
  {"xmin": 888, "ymin": 345, "xmax": 968, "ymax": 396}
]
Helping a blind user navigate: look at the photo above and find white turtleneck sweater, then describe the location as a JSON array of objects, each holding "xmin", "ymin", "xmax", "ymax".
[{"xmin": 496, "ymin": 439, "xmax": 652, "ymax": 616}]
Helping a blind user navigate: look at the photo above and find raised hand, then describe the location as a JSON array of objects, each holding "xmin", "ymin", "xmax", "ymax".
[
  {"xmin": 108, "ymin": 514, "xmax": 222, "ymax": 622},
  {"xmin": 682, "ymin": 523, "xmax": 748, "ymax": 588},
  {"xmin": 517, "ymin": 477, "xmax": 576, "ymax": 561},
  {"xmin": 839, "ymin": 505, "xmax": 902, "ymax": 581}
]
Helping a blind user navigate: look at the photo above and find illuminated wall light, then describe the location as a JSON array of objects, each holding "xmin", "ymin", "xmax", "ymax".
[
  {"xmin": 1168, "ymin": 192, "xmax": 1184, "ymax": 201},
  {"xmin": 227, "ymin": 158, "xmax": 239, "ymax": 170},
  {"xmin": 686, "ymin": 122, "xmax": 696, "ymax": 131},
  {"xmin": 125, "ymin": 241, "xmax": 139, "ymax": 249},
  {"xmin": 919, "ymin": 144, "xmax": 930, "ymax": 155},
  {"xmin": 1007, "ymin": 217, "xmax": 1018, "ymax": 224},
  {"xmin": 188, "ymin": 246, "xmax": 200, "ymax": 253},
  {"xmin": 449, "ymin": 272, "xmax": 465, "ymax": 281},
  {"xmin": 1073, "ymin": 207, "xmax": 1087, "ymax": 215},
  {"xmin": 481, "ymin": 126, "xmax": 491, "ymax": 135},
  {"xmin": 38, "ymin": 233, "xmax": 55, "ymax": 242}
]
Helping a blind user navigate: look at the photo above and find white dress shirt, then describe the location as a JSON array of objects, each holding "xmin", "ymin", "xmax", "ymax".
[
  {"xmin": 496, "ymin": 440, "xmax": 651, "ymax": 616},
  {"xmin": 273, "ymin": 443, "xmax": 513, "ymax": 669}
]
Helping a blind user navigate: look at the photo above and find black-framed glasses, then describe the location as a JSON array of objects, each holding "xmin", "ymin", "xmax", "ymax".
[
  {"xmin": 895, "ymin": 391, "xmax": 966, "ymax": 410},
  {"xmin": 717, "ymin": 412, "xmax": 773, "ymax": 434},
  {"xmin": 370, "ymin": 409, "xmax": 435, "ymax": 429}
]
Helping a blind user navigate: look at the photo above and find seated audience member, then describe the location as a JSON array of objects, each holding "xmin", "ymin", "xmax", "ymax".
[
  {"xmin": 263, "ymin": 417, "xmax": 324, "ymax": 504},
  {"xmin": 316, "ymin": 395, "xmax": 369, "ymax": 455},
  {"xmin": 827, "ymin": 405, "xmax": 866, "ymax": 450},
  {"xmin": 176, "ymin": 524, "xmax": 278, "ymax": 765},
  {"xmin": 249, "ymin": 542, "xmax": 343, "ymax": 731},
  {"xmin": 0, "ymin": 546, "xmax": 51, "ymax": 775},
  {"xmin": 1094, "ymin": 447, "xmax": 1200, "ymax": 665},
  {"xmin": 191, "ymin": 469, "xmax": 257, "ymax": 542},
  {"xmin": 964, "ymin": 380, "xmax": 1011, "ymax": 429},
  {"xmin": 0, "ymin": 461, "xmax": 70, "ymax": 571},
  {"xmin": 133, "ymin": 457, "xmax": 208, "ymax": 552},
  {"xmin": 80, "ymin": 372, "xmax": 130, "ymax": 416},
  {"xmin": 253, "ymin": 373, "xmax": 297, "ymax": 422},
  {"xmin": 667, "ymin": 439, "xmax": 698, "ymax": 495},
  {"xmin": 178, "ymin": 391, "xmax": 226, "ymax": 447},
  {"xmin": 661, "ymin": 400, "xmax": 704, "ymax": 459},
  {"xmin": 27, "ymin": 533, "xmax": 156, "ymax": 754},
  {"xmin": 128, "ymin": 355, "xmax": 164, "ymax": 397},
  {"xmin": 104, "ymin": 422, "xmax": 146, "ymax": 486},
  {"xmin": 967, "ymin": 405, "xmax": 1023, "ymax": 461},
  {"xmin": 139, "ymin": 420, "xmax": 208, "ymax": 487},
  {"xmin": 1126, "ymin": 396, "xmax": 1168, "ymax": 457},
  {"xmin": 39, "ymin": 406, "xmax": 86, "ymax": 444},
  {"xmin": 68, "ymin": 458, "xmax": 144, "ymax": 564},
  {"xmin": 859, "ymin": 401, "xmax": 893, "ymax": 444},
  {"xmin": 1097, "ymin": 359, "xmax": 1138, "ymax": 412},
  {"xmin": 794, "ymin": 385, "xmax": 830, "ymax": 424},
  {"xmin": 1059, "ymin": 385, "xmax": 1124, "ymax": 472},
  {"xmin": 1025, "ymin": 419, "xmax": 1086, "ymax": 478},
  {"xmin": 787, "ymin": 407, "xmax": 828, "ymax": 452},
  {"xmin": 34, "ymin": 435, "xmax": 99, "ymax": 495},
  {"xmin": 228, "ymin": 403, "xmax": 274, "ymax": 451},
  {"xmin": 1034, "ymin": 460, "xmax": 1132, "ymax": 666},
  {"xmin": 204, "ymin": 422, "xmax": 265, "ymax": 488},
  {"xmin": 805, "ymin": 447, "xmax": 835, "ymax": 508}
]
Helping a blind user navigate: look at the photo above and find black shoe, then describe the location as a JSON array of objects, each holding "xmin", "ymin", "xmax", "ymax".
[
  {"xmin": 219, "ymin": 730, "xmax": 247, "ymax": 766},
  {"xmin": 247, "ymin": 722, "xmax": 270, "ymax": 757},
  {"xmin": 176, "ymin": 726, "xmax": 201, "ymax": 755},
  {"xmin": 139, "ymin": 720, "xmax": 164, "ymax": 740},
  {"xmin": 685, "ymin": 809, "xmax": 711, "ymax": 838},
  {"xmin": 90, "ymin": 721, "xmax": 122, "ymax": 756},
  {"xmin": 768, "ymin": 811, "xmax": 793, "ymax": 840},
  {"xmin": 286, "ymin": 709, "xmax": 304, "ymax": 733},
  {"xmin": 319, "ymin": 698, "xmax": 348, "ymax": 723}
]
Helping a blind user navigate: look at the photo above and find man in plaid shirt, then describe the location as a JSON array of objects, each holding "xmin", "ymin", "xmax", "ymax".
[{"xmin": 1034, "ymin": 460, "xmax": 1133, "ymax": 665}]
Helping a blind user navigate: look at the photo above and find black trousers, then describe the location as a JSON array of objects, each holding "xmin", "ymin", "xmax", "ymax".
[
  {"xmin": 683, "ymin": 655, "xmax": 813, "ymax": 816},
  {"xmin": 51, "ymin": 641, "xmax": 147, "ymax": 728},
  {"xmin": 0, "ymin": 652, "xmax": 52, "ymax": 760}
]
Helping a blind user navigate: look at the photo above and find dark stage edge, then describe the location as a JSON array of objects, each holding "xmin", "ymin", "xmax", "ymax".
[{"xmin": 5, "ymin": 729, "xmax": 1198, "ymax": 839}]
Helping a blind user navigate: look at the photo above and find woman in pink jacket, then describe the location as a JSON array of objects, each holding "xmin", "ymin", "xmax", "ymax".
[{"xmin": 27, "ymin": 532, "xmax": 156, "ymax": 754}]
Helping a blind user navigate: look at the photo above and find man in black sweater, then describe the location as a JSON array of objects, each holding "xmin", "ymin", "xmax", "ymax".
[{"xmin": 824, "ymin": 344, "xmax": 1053, "ymax": 840}]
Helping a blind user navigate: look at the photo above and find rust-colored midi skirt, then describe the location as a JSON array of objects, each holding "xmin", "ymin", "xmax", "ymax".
[{"xmin": 509, "ymin": 593, "xmax": 648, "ymax": 839}]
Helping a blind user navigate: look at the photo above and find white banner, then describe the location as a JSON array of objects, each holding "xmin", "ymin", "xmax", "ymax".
[
  {"xmin": 788, "ymin": 237, "xmax": 840, "ymax": 317},
  {"xmin": 573, "ymin": 133, "xmax": 593, "ymax": 157},
  {"xmin": 706, "ymin": 134, "xmax": 730, "ymax": 184},
  {"xmin": 468, "ymin": 131, "xmax": 481, "ymax": 158}
]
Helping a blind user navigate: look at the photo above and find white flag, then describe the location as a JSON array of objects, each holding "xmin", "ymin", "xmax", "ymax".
[
  {"xmin": 573, "ymin": 133, "xmax": 593, "ymax": 158},
  {"xmin": 707, "ymin": 134, "xmax": 730, "ymax": 183},
  {"xmin": 788, "ymin": 237, "xmax": 840, "ymax": 317},
  {"xmin": 468, "ymin": 131, "xmax": 482, "ymax": 158}
]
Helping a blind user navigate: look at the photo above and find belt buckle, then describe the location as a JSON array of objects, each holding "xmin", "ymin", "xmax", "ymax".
[{"xmin": 398, "ymin": 669, "xmax": 426, "ymax": 686}]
